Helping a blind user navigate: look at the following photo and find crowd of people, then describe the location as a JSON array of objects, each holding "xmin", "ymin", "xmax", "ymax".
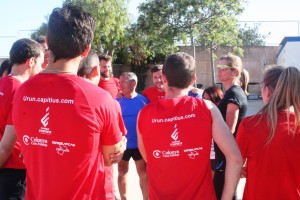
[{"xmin": 0, "ymin": 3, "xmax": 299, "ymax": 200}]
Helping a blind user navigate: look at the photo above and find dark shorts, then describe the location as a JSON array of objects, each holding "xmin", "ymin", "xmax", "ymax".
[
  {"xmin": 0, "ymin": 168, "xmax": 26, "ymax": 200},
  {"xmin": 122, "ymin": 148, "xmax": 143, "ymax": 161}
]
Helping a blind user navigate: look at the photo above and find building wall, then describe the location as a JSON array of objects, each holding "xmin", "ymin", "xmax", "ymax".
[
  {"xmin": 277, "ymin": 42, "xmax": 300, "ymax": 69},
  {"xmin": 179, "ymin": 46, "xmax": 280, "ymax": 94}
]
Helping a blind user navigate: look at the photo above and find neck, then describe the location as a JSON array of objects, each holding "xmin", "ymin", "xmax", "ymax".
[
  {"xmin": 223, "ymin": 80, "xmax": 238, "ymax": 91},
  {"xmin": 164, "ymin": 86, "xmax": 189, "ymax": 98},
  {"xmin": 124, "ymin": 91, "xmax": 137, "ymax": 99},
  {"xmin": 10, "ymin": 64, "xmax": 31, "ymax": 83},
  {"xmin": 43, "ymin": 56, "xmax": 82, "ymax": 75}
]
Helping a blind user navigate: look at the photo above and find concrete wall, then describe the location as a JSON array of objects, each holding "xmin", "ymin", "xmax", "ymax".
[{"xmin": 179, "ymin": 46, "xmax": 280, "ymax": 94}]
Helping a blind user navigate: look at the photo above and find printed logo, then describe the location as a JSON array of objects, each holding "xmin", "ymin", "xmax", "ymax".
[
  {"xmin": 39, "ymin": 107, "xmax": 52, "ymax": 135},
  {"xmin": 23, "ymin": 135, "xmax": 30, "ymax": 145},
  {"xmin": 22, "ymin": 135, "xmax": 48, "ymax": 147},
  {"xmin": 52, "ymin": 141, "xmax": 75, "ymax": 156},
  {"xmin": 41, "ymin": 107, "xmax": 49, "ymax": 127},
  {"xmin": 152, "ymin": 150, "xmax": 180, "ymax": 159},
  {"xmin": 184, "ymin": 147, "xmax": 203, "ymax": 159},
  {"xmin": 170, "ymin": 124, "xmax": 182, "ymax": 147},
  {"xmin": 153, "ymin": 150, "xmax": 161, "ymax": 158},
  {"xmin": 0, "ymin": 92, "xmax": 4, "ymax": 96}
]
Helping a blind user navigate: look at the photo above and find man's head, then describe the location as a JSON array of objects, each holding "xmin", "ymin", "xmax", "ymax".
[
  {"xmin": 162, "ymin": 52, "xmax": 196, "ymax": 89},
  {"xmin": 119, "ymin": 72, "xmax": 137, "ymax": 96},
  {"xmin": 78, "ymin": 51, "xmax": 100, "ymax": 85},
  {"xmin": 151, "ymin": 65, "xmax": 164, "ymax": 90},
  {"xmin": 9, "ymin": 38, "xmax": 44, "ymax": 77},
  {"xmin": 47, "ymin": 3, "xmax": 95, "ymax": 62},
  {"xmin": 0, "ymin": 59, "xmax": 12, "ymax": 77},
  {"xmin": 98, "ymin": 53, "xmax": 113, "ymax": 79},
  {"xmin": 35, "ymin": 35, "xmax": 49, "ymax": 69}
]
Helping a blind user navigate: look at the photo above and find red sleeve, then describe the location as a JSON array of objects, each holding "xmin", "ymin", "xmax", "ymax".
[
  {"xmin": 114, "ymin": 100, "xmax": 127, "ymax": 136},
  {"xmin": 99, "ymin": 93, "xmax": 122, "ymax": 146},
  {"xmin": 236, "ymin": 119, "xmax": 249, "ymax": 159}
]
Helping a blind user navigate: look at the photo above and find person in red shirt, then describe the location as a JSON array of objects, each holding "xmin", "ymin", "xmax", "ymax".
[
  {"xmin": 237, "ymin": 66, "xmax": 300, "ymax": 200},
  {"xmin": 98, "ymin": 53, "xmax": 121, "ymax": 98},
  {"xmin": 78, "ymin": 50, "xmax": 127, "ymax": 200},
  {"xmin": 142, "ymin": 65, "xmax": 165, "ymax": 103},
  {"xmin": 12, "ymin": 4, "xmax": 123, "ymax": 200},
  {"xmin": 0, "ymin": 38, "xmax": 44, "ymax": 199},
  {"xmin": 137, "ymin": 52, "xmax": 243, "ymax": 200}
]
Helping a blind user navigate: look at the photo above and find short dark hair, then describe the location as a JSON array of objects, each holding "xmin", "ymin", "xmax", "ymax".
[
  {"xmin": 35, "ymin": 35, "xmax": 46, "ymax": 44},
  {"xmin": 0, "ymin": 59, "xmax": 12, "ymax": 77},
  {"xmin": 47, "ymin": 3, "xmax": 95, "ymax": 62},
  {"xmin": 150, "ymin": 65, "xmax": 163, "ymax": 73},
  {"xmin": 78, "ymin": 51, "xmax": 99, "ymax": 77},
  {"xmin": 9, "ymin": 38, "xmax": 43, "ymax": 65},
  {"xmin": 162, "ymin": 52, "xmax": 195, "ymax": 89},
  {"xmin": 98, "ymin": 53, "xmax": 112, "ymax": 62}
]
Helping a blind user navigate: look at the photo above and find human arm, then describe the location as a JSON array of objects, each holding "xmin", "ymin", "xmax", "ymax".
[
  {"xmin": 109, "ymin": 136, "xmax": 127, "ymax": 163},
  {"xmin": 102, "ymin": 141, "xmax": 123, "ymax": 166},
  {"xmin": 225, "ymin": 103, "xmax": 239, "ymax": 133},
  {"xmin": 0, "ymin": 125, "xmax": 17, "ymax": 167},
  {"xmin": 136, "ymin": 112, "xmax": 147, "ymax": 162},
  {"xmin": 206, "ymin": 100, "xmax": 243, "ymax": 200}
]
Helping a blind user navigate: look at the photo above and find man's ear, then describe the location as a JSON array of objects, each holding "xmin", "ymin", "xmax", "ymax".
[
  {"xmin": 189, "ymin": 74, "xmax": 197, "ymax": 86},
  {"xmin": 91, "ymin": 66, "xmax": 100, "ymax": 76},
  {"xmin": 81, "ymin": 44, "xmax": 91, "ymax": 57},
  {"xmin": 26, "ymin": 57, "xmax": 35, "ymax": 68}
]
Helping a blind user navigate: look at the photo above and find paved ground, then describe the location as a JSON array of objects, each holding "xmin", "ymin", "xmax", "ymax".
[{"xmin": 113, "ymin": 99, "xmax": 264, "ymax": 200}]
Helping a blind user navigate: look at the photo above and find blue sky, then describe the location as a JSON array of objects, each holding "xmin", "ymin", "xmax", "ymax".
[{"xmin": 1, "ymin": 0, "xmax": 299, "ymax": 57}]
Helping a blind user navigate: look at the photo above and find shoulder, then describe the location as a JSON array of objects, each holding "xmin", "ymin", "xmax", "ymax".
[{"xmin": 137, "ymin": 94, "xmax": 149, "ymax": 103}]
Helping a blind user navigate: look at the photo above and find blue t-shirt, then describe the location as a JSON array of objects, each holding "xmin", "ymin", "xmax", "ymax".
[
  {"xmin": 116, "ymin": 94, "xmax": 149, "ymax": 148},
  {"xmin": 188, "ymin": 90, "xmax": 202, "ymax": 98}
]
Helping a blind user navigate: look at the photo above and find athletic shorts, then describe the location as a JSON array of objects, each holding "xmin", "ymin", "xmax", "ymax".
[
  {"xmin": 122, "ymin": 148, "xmax": 143, "ymax": 161},
  {"xmin": 0, "ymin": 168, "xmax": 26, "ymax": 200}
]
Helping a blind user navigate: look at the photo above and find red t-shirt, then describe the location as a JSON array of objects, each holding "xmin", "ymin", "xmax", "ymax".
[
  {"xmin": 237, "ymin": 111, "xmax": 300, "ymax": 200},
  {"xmin": 104, "ymin": 100, "xmax": 127, "ymax": 200},
  {"xmin": 138, "ymin": 96, "xmax": 216, "ymax": 200},
  {"xmin": 142, "ymin": 86, "xmax": 165, "ymax": 103},
  {"xmin": 0, "ymin": 76, "xmax": 25, "ymax": 169},
  {"xmin": 12, "ymin": 73, "xmax": 122, "ymax": 200},
  {"xmin": 98, "ymin": 77, "xmax": 120, "ymax": 98}
]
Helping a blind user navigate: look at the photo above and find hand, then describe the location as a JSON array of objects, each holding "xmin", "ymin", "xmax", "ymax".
[
  {"xmin": 109, "ymin": 137, "xmax": 127, "ymax": 164},
  {"xmin": 191, "ymin": 87, "xmax": 203, "ymax": 95},
  {"xmin": 116, "ymin": 91, "xmax": 124, "ymax": 98}
]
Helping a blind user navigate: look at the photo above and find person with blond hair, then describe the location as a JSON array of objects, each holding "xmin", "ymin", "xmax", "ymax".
[
  {"xmin": 214, "ymin": 53, "xmax": 248, "ymax": 199},
  {"xmin": 237, "ymin": 66, "xmax": 300, "ymax": 200}
]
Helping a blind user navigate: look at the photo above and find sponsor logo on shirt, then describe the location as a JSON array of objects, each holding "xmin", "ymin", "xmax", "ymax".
[
  {"xmin": 0, "ymin": 92, "xmax": 4, "ymax": 96},
  {"xmin": 153, "ymin": 150, "xmax": 180, "ymax": 158},
  {"xmin": 170, "ymin": 124, "xmax": 182, "ymax": 147},
  {"xmin": 23, "ymin": 135, "xmax": 48, "ymax": 147},
  {"xmin": 184, "ymin": 147, "xmax": 203, "ymax": 159},
  {"xmin": 39, "ymin": 107, "xmax": 52, "ymax": 135},
  {"xmin": 52, "ymin": 141, "xmax": 75, "ymax": 156}
]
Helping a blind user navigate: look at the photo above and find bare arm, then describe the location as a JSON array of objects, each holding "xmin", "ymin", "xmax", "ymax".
[
  {"xmin": 0, "ymin": 125, "xmax": 17, "ymax": 167},
  {"xmin": 205, "ymin": 100, "xmax": 243, "ymax": 200},
  {"xmin": 102, "ymin": 141, "xmax": 122, "ymax": 166},
  {"xmin": 226, "ymin": 103, "xmax": 239, "ymax": 134},
  {"xmin": 109, "ymin": 136, "xmax": 127, "ymax": 164},
  {"xmin": 136, "ymin": 113, "xmax": 147, "ymax": 162}
]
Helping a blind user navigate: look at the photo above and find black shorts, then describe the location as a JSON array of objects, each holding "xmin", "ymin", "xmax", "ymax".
[
  {"xmin": 0, "ymin": 168, "xmax": 26, "ymax": 200},
  {"xmin": 122, "ymin": 148, "xmax": 143, "ymax": 161}
]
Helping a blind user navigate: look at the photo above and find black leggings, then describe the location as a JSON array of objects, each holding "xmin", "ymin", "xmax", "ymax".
[
  {"xmin": 214, "ymin": 170, "xmax": 236, "ymax": 200},
  {"xmin": 0, "ymin": 168, "xmax": 26, "ymax": 200}
]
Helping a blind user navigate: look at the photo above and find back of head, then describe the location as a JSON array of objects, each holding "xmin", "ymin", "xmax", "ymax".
[
  {"xmin": 202, "ymin": 86, "xmax": 224, "ymax": 105},
  {"xmin": 47, "ymin": 3, "xmax": 95, "ymax": 62},
  {"xmin": 35, "ymin": 35, "xmax": 46, "ymax": 44},
  {"xmin": 163, "ymin": 52, "xmax": 195, "ymax": 89},
  {"xmin": 260, "ymin": 66, "xmax": 300, "ymax": 143},
  {"xmin": 78, "ymin": 51, "xmax": 99, "ymax": 77},
  {"xmin": 9, "ymin": 38, "xmax": 43, "ymax": 65},
  {"xmin": 0, "ymin": 59, "xmax": 12, "ymax": 77}
]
